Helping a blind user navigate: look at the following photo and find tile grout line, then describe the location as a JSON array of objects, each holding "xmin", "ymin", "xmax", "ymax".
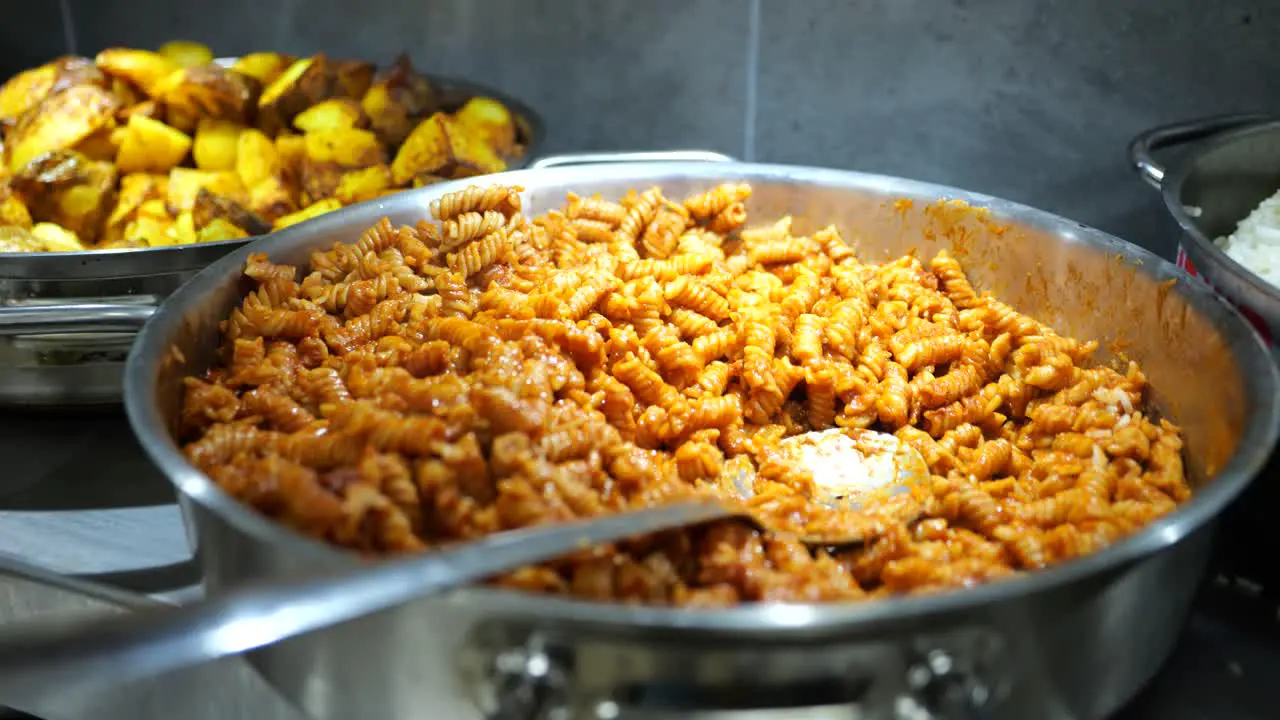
[
  {"xmin": 57, "ymin": 0, "xmax": 78, "ymax": 55},
  {"xmin": 742, "ymin": 0, "xmax": 761, "ymax": 162}
]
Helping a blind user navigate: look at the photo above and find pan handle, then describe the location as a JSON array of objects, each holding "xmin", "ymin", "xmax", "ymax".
[
  {"xmin": 529, "ymin": 150, "xmax": 736, "ymax": 169},
  {"xmin": 1128, "ymin": 113, "xmax": 1272, "ymax": 190},
  {"xmin": 0, "ymin": 302, "xmax": 156, "ymax": 336}
]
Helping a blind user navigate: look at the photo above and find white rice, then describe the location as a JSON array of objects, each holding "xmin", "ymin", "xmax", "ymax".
[{"xmin": 1214, "ymin": 189, "xmax": 1280, "ymax": 288}]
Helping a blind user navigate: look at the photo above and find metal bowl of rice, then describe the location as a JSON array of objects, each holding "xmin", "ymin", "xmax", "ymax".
[{"xmin": 1130, "ymin": 113, "xmax": 1280, "ymax": 348}]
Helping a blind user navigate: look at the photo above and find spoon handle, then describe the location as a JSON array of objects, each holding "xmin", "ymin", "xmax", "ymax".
[{"xmin": 0, "ymin": 498, "xmax": 731, "ymax": 699}]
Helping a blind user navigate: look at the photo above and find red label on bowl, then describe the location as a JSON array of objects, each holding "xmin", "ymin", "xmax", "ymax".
[{"xmin": 1176, "ymin": 246, "xmax": 1274, "ymax": 346}]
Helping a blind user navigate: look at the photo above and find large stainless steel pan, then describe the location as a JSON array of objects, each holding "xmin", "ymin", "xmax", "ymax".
[
  {"xmin": 123, "ymin": 157, "xmax": 1280, "ymax": 720},
  {"xmin": 0, "ymin": 70, "xmax": 545, "ymax": 408}
]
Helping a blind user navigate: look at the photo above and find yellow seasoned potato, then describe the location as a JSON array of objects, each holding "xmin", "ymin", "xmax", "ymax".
[
  {"xmin": 117, "ymin": 99, "xmax": 162, "ymax": 124},
  {"xmin": 116, "ymin": 114, "xmax": 192, "ymax": 174},
  {"xmin": 247, "ymin": 176, "xmax": 297, "ymax": 221},
  {"xmin": 300, "ymin": 128, "xmax": 385, "ymax": 201},
  {"xmin": 361, "ymin": 54, "xmax": 438, "ymax": 147},
  {"xmin": 454, "ymin": 97, "xmax": 517, "ymax": 156},
  {"xmin": 103, "ymin": 172, "xmax": 167, "ymax": 243},
  {"xmin": 165, "ymin": 106, "xmax": 200, "ymax": 134},
  {"xmin": 0, "ymin": 44, "xmax": 526, "ymax": 251},
  {"xmin": 293, "ymin": 98, "xmax": 365, "ymax": 133},
  {"xmin": 274, "ymin": 132, "xmax": 305, "ymax": 173},
  {"xmin": 271, "ymin": 197, "xmax": 342, "ymax": 230},
  {"xmin": 164, "ymin": 210, "xmax": 197, "ymax": 245},
  {"xmin": 191, "ymin": 187, "xmax": 269, "ymax": 235},
  {"xmin": 391, "ymin": 112, "xmax": 503, "ymax": 184},
  {"xmin": 193, "ymin": 118, "xmax": 243, "ymax": 171},
  {"xmin": 158, "ymin": 65, "xmax": 260, "ymax": 124},
  {"xmin": 334, "ymin": 164, "xmax": 392, "ymax": 205},
  {"xmin": 299, "ymin": 162, "xmax": 341, "ymax": 203},
  {"xmin": 197, "ymin": 217, "xmax": 249, "ymax": 243},
  {"xmin": 6, "ymin": 84, "xmax": 119, "ymax": 173},
  {"xmin": 74, "ymin": 126, "xmax": 122, "ymax": 162},
  {"xmin": 94, "ymin": 49, "xmax": 181, "ymax": 98},
  {"xmin": 231, "ymin": 53, "xmax": 294, "ymax": 87},
  {"xmin": 157, "ymin": 41, "xmax": 214, "ymax": 69},
  {"xmin": 12, "ymin": 150, "xmax": 118, "ymax": 243},
  {"xmin": 238, "ymin": 128, "xmax": 285, "ymax": 190},
  {"xmin": 0, "ymin": 226, "xmax": 46, "ymax": 252},
  {"xmin": 31, "ymin": 222, "xmax": 86, "ymax": 251},
  {"xmin": 258, "ymin": 55, "xmax": 333, "ymax": 135},
  {"xmin": 390, "ymin": 113, "xmax": 451, "ymax": 183},
  {"xmin": 0, "ymin": 57, "xmax": 104, "ymax": 127},
  {"xmin": 333, "ymin": 59, "xmax": 375, "ymax": 100},
  {"xmin": 235, "ymin": 128, "xmax": 280, "ymax": 187},
  {"xmin": 448, "ymin": 130, "xmax": 506, "ymax": 178},
  {"xmin": 303, "ymin": 128, "xmax": 384, "ymax": 167},
  {"xmin": 0, "ymin": 184, "xmax": 32, "ymax": 228},
  {"xmin": 121, "ymin": 198, "xmax": 173, "ymax": 247},
  {"xmin": 167, "ymin": 167, "xmax": 246, "ymax": 213}
]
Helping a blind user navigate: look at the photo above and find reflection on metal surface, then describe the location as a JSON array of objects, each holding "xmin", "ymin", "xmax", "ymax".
[{"xmin": 0, "ymin": 560, "xmax": 304, "ymax": 720}]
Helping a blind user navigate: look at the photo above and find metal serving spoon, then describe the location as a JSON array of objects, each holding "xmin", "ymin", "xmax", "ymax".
[{"xmin": 0, "ymin": 428, "xmax": 928, "ymax": 700}]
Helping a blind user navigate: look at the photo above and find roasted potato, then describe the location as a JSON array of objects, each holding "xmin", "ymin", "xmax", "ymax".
[
  {"xmin": 454, "ymin": 97, "xmax": 517, "ymax": 156},
  {"xmin": 158, "ymin": 41, "xmax": 215, "ymax": 69},
  {"xmin": 0, "ymin": 57, "xmax": 104, "ymax": 128},
  {"xmin": 75, "ymin": 126, "xmax": 123, "ymax": 162},
  {"xmin": 293, "ymin": 98, "xmax": 365, "ymax": 133},
  {"xmin": 6, "ymin": 84, "xmax": 119, "ymax": 173},
  {"xmin": 258, "ymin": 55, "xmax": 333, "ymax": 136},
  {"xmin": 391, "ymin": 112, "xmax": 503, "ymax": 184},
  {"xmin": 11, "ymin": 150, "xmax": 118, "ymax": 243},
  {"xmin": 303, "ymin": 128, "xmax": 384, "ymax": 167},
  {"xmin": 361, "ymin": 54, "xmax": 438, "ymax": 147},
  {"xmin": 247, "ymin": 176, "xmax": 297, "ymax": 221},
  {"xmin": 159, "ymin": 65, "xmax": 260, "ymax": 124},
  {"xmin": 236, "ymin": 128, "xmax": 281, "ymax": 186},
  {"xmin": 0, "ymin": 183, "xmax": 32, "ymax": 228},
  {"xmin": 31, "ymin": 222, "xmax": 86, "ymax": 252},
  {"xmin": 103, "ymin": 172, "xmax": 167, "ymax": 243},
  {"xmin": 274, "ymin": 132, "xmax": 306, "ymax": 173},
  {"xmin": 165, "ymin": 210, "xmax": 197, "ymax": 245},
  {"xmin": 0, "ymin": 226, "xmax": 46, "ymax": 252},
  {"xmin": 167, "ymin": 167, "xmax": 246, "ymax": 213},
  {"xmin": 300, "ymin": 128, "xmax": 384, "ymax": 201},
  {"xmin": 118, "ymin": 99, "xmax": 163, "ymax": 123},
  {"xmin": 231, "ymin": 53, "xmax": 294, "ymax": 87},
  {"xmin": 197, "ymin": 217, "xmax": 249, "ymax": 243},
  {"xmin": 193, "ymin": 119, "xmax": 243, "ymax": 171},
  {"xmin": 164, "ymin": 106, "xmax": 201, "ymax": 134},
  {"xmin": 116, "ymin": 114, "xmax": 192, "ymax": 174},
  {"xmin": 335, "ymin": 164, "xmax": 393, "ymax": 205},
  {"xmin": 333, "ymin": 59, "xmax": 375, "ymax": 101},
  {"xmin": 192, "ymin": 187, "xmax": 269, "ymax": 235},
  {"xmin": 119, "ymin": 198, "xmax": 173, "ymax": 247},
  {"xmin": 94, "ymin": 49, "xmax": 181, "ymax": 98},
  {"xmin": 0, "ymin": 44, "xmax": 525, "ymax": 252},
  {"xmin": 271, "ymin": 197, "xmax": 342, "ymax": 231}
]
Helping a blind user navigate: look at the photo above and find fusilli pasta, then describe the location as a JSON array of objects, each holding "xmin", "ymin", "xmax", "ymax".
[{"xmin": 180, "ymin": 182, "xmax": 1191, "ymax": 606}]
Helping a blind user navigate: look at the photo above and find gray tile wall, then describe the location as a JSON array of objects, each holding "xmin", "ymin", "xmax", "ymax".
[{"xmin": 17, "ymin": 0, "xmax": 1280, "ymax": 259}]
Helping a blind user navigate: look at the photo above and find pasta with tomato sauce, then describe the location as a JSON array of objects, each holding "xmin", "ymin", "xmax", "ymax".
[{"xmin": 179, "ymin": 182, "xmax": 1190, "ymax": 606}]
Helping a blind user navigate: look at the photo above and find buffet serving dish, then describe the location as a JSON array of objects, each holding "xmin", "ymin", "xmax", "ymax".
[
  {"xmin": 0, "ymin": 58, "xmax": 543, "ymax": 407},
  {"xmin": 1128, "ymin": 112, "xmax": 1280, "ymax": 347},
  {"xmin": 121, "ymin": 156, "xmax": 1280, "ymax": 720}
]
